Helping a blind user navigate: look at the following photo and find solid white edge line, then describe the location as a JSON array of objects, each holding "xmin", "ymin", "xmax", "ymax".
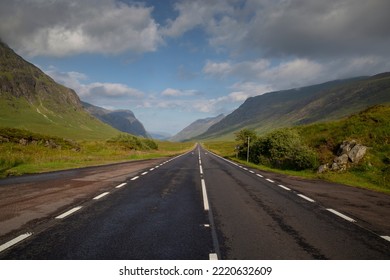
[
  {"xmin": 0, "ymin": 232, "xmax": 33, "ymax": 253},
  {"xmin": 381, "ymin": 236, "xmax": 390, "ymax": 242},
  {"xmin": 55, "ymin": 206, "xmax": 83, "ymax": 219},
  {"xmin": 297, "ymin": 194, "xmax": 315, "ymax": 203},
  {"xmin": 209, "ymin": 253, "xmax": 218, "ymax": 260},
  {"xmin": 131, "ymin": 176, "xmax": 139, "ymax": 181},
  {"xmin": 93, "ymin": 192, "xmax": 110, "ymax": 200},
  {"xmin": 278, "ymin": 184, "xmax": 291, "ymax": 191},
  {"xmin": 266, "ymin": 178, "xmax": 275, "ymax": 183},
  {"xmin": 115, "ymin": 182, "xmax": 127, "ymax": 189},
  {"xmin": 327, "ymin": 208, "xmax": 356, "ymax": 223},
  {"xmin": 201, "ymin": 178, "xmax": 210, "ymax": 211}
]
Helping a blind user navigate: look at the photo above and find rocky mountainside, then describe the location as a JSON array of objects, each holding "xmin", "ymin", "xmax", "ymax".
[
  {"xmin": 0, "ymin": 40, "xmax": 120, "ymax": 140},
  {"xmin": 82, "ymin": 102, "xmax": 148, "ymax": 137},
  {"xmin": 170, "ymin": 114, "xmax": 225, "ymax": 142},
  {"xmin": 199, "ymin": 73, "xmax": 390, "ymax": 139}
]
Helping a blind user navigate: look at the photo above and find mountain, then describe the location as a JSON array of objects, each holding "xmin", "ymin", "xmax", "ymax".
[
  {"xmin": 82, "ymin": 102, "xmax": 148, "ymax": 138},
  {"xmin": 148, "ymin": 131, "xmax": 172, "ymax": 140},
  {"xmin": 199, "ymin": 73, "xmax": 390, "ymax": 140},
  {"xmin": 0, "ymin": 40, "xmax": 121, "ymax": 140},
  {"xmin": 170, "ymin": 114, "xmax": 225, "ymax": 142}
]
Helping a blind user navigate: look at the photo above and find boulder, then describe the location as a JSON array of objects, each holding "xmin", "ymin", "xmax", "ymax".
[
  {"xmin": 348, "ymin": 144, "xmax": 367, "ymax": 163},
  {"xmin": 317, "ymin": 164, "xmax": 329, "ymax": 174},
  {"xmin": 337, "ymin": 140, "xmax": 356, "ymax": 156}
]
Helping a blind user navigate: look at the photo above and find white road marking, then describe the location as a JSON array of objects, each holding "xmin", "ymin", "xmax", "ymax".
[
  {"xmin": 93, "ymin": 192, "xmax": 110, "ymax": 200},
  {"xmin": 266, "ymin": 178, "xmax": 275, "ymax": 183},
  {"xmin": 199, "ymin": 165, "xmax": 203, "ymax": 175},
  {"xmin": 201, "ymin": 179, "xmax": 210, "ymax": 211},
  {"xmin": 115, "ymin": 183, "xmax": 127, "ymax": 189},
  {"xmin": 327, "ymin": 208, "xmax": 356, "ymax": 223},
  {"xmin": 243, "ymin": 167, "xmax": 248, "ymax": 171},
  {"xmin": 55, "ymin": 206, "xmax": 83, "ymax": 219},
  {"xmin": 204, "ymin": 224, "xmax": 210, "ymax": 228},
  {"xmin": 278, "ymin": 184, "xmax": 291, "ymax": 191},
  {"xmin": 381, "ymin": 236, "xmax": 390, "ymax": 242},
  {"xmin": 249, "ymin": 170, "xmax": 255, "ymax": 174},
  {"xmin": 297, "ymin": 194, "xmax": 315, "ymax": 203},
  {"xmin": 155, "ymin": 165, "xmax": 159, "ymax": 168},
  {"xmin": 256, "ymin": 174, "xmax": 264, "ymax": 178},
  {"xmin": 149, "ymin": 168, "xmax": 155, "ymax": 171},
  {"xmin": 131, "ymin": 176, "xmax": 139, "ymax": 181},
  {"xmin": 0, "ymin": 232, "xmax": 33, "ymax": 253},
  {"xmin": 209, "ymin": 253, "xmax": 218, "ymax": 260},
  {"xmin": 141, "ymin": 171, "xmax": 148, "ymax": 175}
]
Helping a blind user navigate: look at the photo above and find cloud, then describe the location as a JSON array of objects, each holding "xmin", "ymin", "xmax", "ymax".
[
  {"xmin": 0, "ymin": 0, "xmax": 162, "ymax": 57},
  {"xmin": 161, "ymin": 88, "xmax": 200, "ymax": 97}
]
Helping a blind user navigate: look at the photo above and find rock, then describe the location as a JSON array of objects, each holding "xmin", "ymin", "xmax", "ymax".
[
  {"xmin": 19, "ymin": 138, "xmax": 28, "ymax": 145},
  {"xmin": 0, "ymin": 136, "xmax": 10, "ymax": 143},
  {"xmin": 317, "ymin": 164, "xmax": 329, "ymax": 173},
  {"xmin": 348, "ymin": 144, "xmax": 367, "ymax": 163},
  {"xmin": 337, "ymin": 140, "xmax": 357, "ymax": 156}
]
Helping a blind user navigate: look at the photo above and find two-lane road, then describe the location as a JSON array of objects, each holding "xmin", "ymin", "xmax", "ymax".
[{"xmin": 0, "ymin": 145, "xmax": 389, "ymax": 259}]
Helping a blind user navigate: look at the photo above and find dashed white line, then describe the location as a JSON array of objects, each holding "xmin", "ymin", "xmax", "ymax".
[
  {"xmin": 381, "ymin": 236, "xmax": 390, "ymax": 242},
  {"xmin": 278, "ymin": 184, "xmax": 291, "ymax": 191},
  {"xmin": 249, "ymin": 170, "xmax": 255, "ymax": 174},
  {"xmin": 199, "ymin": 165, "xmax": 203, "ymax": 175},
  {"xmin": 141, "ymin": 171, "xmax": 148, "ymax": 175},
  {"xmin": 209, "ymin": 253, "xmax": 218, "ymax": 260},
  {"xmin": 256, "ymin": 174, "xmax": 264, "ymax": 178},
  {"xmin": 131, "ymin": 176, "xmax": 140, "ymax": 181},
  {"xmin": 115, "ymin": 182, "xmax": 127, "ymax": 189},
  {"xmin": 297, "ymin": 194, "xmax": 315, "ymax": 203},
  {"xmin": 201, "ymin": 178, "xmax": 210, "ymax": 211},
  {"xmin": 0, "ymin": 232, "xmax": 33, "ymax": 253},
  {"xmin": 149, "ymin": 168, "xmax": 155, "ymax": 171},
  {"xmin": 266, "ymin": 178, "xmax": 275, "ymax": 183},
  {"xmin": 327, "ymin": 208, "xmax": 356, "ymax": 223},
  {"xmin": 93, "ymin": 192, "xmax": 110, "ymax": 200},
  {"xmin": 55, "ymin": 206, "xmax": 83, "ymax": 219}
]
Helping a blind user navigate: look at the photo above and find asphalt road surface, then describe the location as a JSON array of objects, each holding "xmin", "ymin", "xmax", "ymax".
[{"xmin": 0, "ymin": 145, "xmax": 389, "ymax": 259}]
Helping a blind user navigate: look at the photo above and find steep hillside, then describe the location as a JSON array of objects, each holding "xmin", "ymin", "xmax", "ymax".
[
  {"xmin": 199, "ymin": 74, "xmax": 390, "ymax": 139},
  {"xmin": 82, "ymin": 102, "xmax": 148, "ymax": 137},
  {"xmin": 170, "ymin": 114, "xmax": 225, "ymax": 142},
  {"xmin": 0, "ymin": 40, "xmax": 120, "ymax": 140}
]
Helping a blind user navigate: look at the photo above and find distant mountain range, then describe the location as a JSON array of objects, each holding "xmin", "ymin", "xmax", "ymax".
[
  {"xmin": 82, "ymin": 102, "xmax": 148, "ymax": 137},
  {"xmin": 0, "ymin": 40, "xmax": 148, "ymax": 140},
  {"xmin": 196, "ymin": 73, "xmax": 390, "ymax": 140},
  {"xmin": 170, "ymin": 114, "xmax": 225, "ymax": 142}
]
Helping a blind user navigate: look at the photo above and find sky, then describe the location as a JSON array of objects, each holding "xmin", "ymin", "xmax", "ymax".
[{"xmin": 1, "ymin": 0, "xmax": 390, "ymax": 135}]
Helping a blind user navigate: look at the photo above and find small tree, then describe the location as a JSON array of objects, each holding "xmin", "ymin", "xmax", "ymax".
[{"xmin": 234, "ymin": 129, "xmax": 257, "ymax": 160}]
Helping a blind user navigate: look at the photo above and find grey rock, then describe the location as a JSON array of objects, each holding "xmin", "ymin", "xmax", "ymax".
[
  {"xmin": 348, "ymin": 144, "xmax": 367, "ymax": 163},
  {"xmin": 317, "ymin": 164, "xmax": 329, "ymax": 173}
]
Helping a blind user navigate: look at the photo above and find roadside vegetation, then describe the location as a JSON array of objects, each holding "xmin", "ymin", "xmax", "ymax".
[
  {"xmin": 0, "ymin": 127, "xmax": 194, "ymax": 177},
  {"xmin": 204, "ymin": 105, "xmax": 390, "ymax": 194}
]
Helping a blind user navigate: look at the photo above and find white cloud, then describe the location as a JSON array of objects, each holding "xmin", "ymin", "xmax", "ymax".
[{"xmin": 0, "ymin": 0, "xmax": 162, "ymax": 57}]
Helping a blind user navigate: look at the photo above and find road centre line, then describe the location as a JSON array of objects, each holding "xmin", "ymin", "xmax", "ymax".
[
  {"xmin": 131, "ymin": 176, "xmax": 139, "ymax": 181},
  {"xmin": 201, "ymin": 178, "xmax": 210, "ymax": 211},
  {"xmin": 141, "ymin": 171, "xmax": 148, "ymax": 175},
  {"xmin": 115, "ymin": 182, "xmax": 127, "ymax": 189},
  {"xmin": 249, "ymin": 170, "xmax": 255, "ymax": 174},
  {"xmin": 266, "ymin": 178, "xmax": 275, "ymax": 183},
  {"xmin": 326, "ymin": 208, "xmax": 356, "ymax": 223},
  {"xmin": 55, "ymin": 206, "xmax": 83, "ymax": 219},
  {"xmin": 0, "ymin": 232, "xmax": 33, "ymax": 253},
  {"xmin": 256, "ymin": 174, "xmax": 264, "ymax": 178},
  {"xmin": 93, "ymin": 192, "xmax": 110, "ymax": 200},
  {"xmin": 149, "ymin": 168, "xmax": 155, "ymax": 171},
  {"xmin": 209, "ymin": 253, "xmax": 218, "ymax": 260},
  {"xmin": 199, "ymin": 164, "xmax": 203, "ymax": 175},
  {"xmin": 297, "ymin": 194, "xmax": 315, "ymax": 203}
]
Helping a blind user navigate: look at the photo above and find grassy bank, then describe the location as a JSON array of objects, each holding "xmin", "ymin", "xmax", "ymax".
[
  {"xmin": 203, "ymin": 105, "xmax": 390, "ymax": 194},
  {"xmin": 0, "ymin": 128, "xmax": 194, "ymax": 177}
]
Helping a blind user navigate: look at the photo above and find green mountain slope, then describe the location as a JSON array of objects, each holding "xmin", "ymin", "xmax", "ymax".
[
  {"xmin": 199, "ymin": 74, "xmax": 390, "ymax": 140},
  {"xmin": 0, "ymin": 40, "xmax": 120, "ymax": 140}
]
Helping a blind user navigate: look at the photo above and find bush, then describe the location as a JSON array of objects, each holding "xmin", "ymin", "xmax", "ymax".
[
  {"xmin": 254, "ymin": 129, "xmax": 318, "ymax": 170},
  {"xmin": 107, "ymin": 134, "xmax": 158, "ymax": 150}
]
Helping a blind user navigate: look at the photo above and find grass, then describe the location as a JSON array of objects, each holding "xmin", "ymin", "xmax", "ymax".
[
  {"xmin": 203, "ymin": 105, "xmax": 390, "ymax": 194},
  {"xmin": 0, "ymin": 127, "xmax": 194, "ymax": 177}
]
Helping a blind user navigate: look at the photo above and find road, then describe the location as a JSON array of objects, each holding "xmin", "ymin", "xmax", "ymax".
[{"xmin": 0, "ymin": 145, "xmax": 389, "ymax": 259}]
